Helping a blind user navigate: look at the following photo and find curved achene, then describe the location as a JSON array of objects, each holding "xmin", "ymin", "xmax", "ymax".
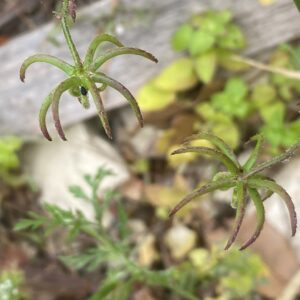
[
  {"xmin": 90, "ymin": 47, "xmax": 158, "ymax": 72},
  {"xmin": 39, "ymin": 91, "xmax": 54, "ymax": 141},
  {"xmin": 84, "ymin": 34, "xmax": 124, "ymax": 66},
  {"xmin": 224, "ymin": 183, "xmax": 247, "ymax": 250},
  {"xmin": 86, "ymin": 79, "xmax": 112, "ymax": 139},
  {"xmin": 51, "ymin": 77, "xmax": 82, "ymax": 141},
  {"xmin": 20, "ymin": 54, "xmax": 74, "ymax": 82},
  {"xmin": 183, "ymin": 132, "xmax": 241, "ymax": 170},
  {"xmin": 92, "ymin": 72, "xmax": 144, "ymax": 128},
  {"xmin": 248, "ymin": 177, "xmax": 297, "ymax": 236},
  {"xmin": 171, "ymin": 146, "xmax": 240, "ymax": 174},
  {"xmin": 239, "ymin": 188, "xmax": 265, "ymax": 250},
  {"xmin": 169, "ymin": 179, "xmax": 236, "ymax": 217}
]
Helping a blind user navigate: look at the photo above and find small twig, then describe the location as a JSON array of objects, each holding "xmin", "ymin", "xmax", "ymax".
[{"xmin": 231, "ymin": 54, "xmax": 300, "ymax": 80}]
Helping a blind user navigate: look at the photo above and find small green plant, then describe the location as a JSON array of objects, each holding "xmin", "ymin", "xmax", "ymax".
[
  {"xmin": 189, "ymin": 246, "xmax": 266, "ymax": 300},
  {"xmin": 20, "ymin": 0, "xmax": 157, "ymax": 141},
  {"xmin": 0, "ymin": 269, "xmax": 26, "ymax": 300},
  {"xmin": 0, "ymin": 136, "xmax": 26, "ymax": 187},
  {"xmin": 15, "ymin": 167, "xmax": 200, "ymax": 300},
  {"xmin": 171, "ymin": 10, "xmax": 246, "ymax": 83},
  {"xmin": 169, "ymin": 132, "xmax": 298, "ymax": 250}
]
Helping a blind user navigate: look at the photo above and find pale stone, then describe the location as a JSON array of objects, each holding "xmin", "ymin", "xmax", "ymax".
[
  {"xmin": 21, "ymin": 122, "xmax": 130, "ymax": 220},
  {"xmin": 164, "ymin": 224, "xmax": 197, "ymax": 259}
]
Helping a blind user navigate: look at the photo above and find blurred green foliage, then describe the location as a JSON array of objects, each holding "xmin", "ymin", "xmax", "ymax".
[
  {"xmin": 15, "ymin": 167, "xmax": 199, "ymax": 300},
  {"xmin": 137, "ymin": 10, "xmax": 300, "ymax": 161},
  {"xmin": 0, "ymin": 269, "xmax": 26, "ymax": 300},
  {"xmin": 189, "ymin": 246, "xmax": 267, "ymax": 300},
  {"xmin": 15, "ymin": 167, "xmax": 267, "ymax": 299},
  {"xmin": 0, "ymin": 136, "xmax": 25, "ymax": 186}
]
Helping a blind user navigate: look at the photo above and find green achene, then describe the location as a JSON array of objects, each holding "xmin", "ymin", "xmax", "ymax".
[
  {"xmin": 20, "ymin": 0, "xmax": 157, "ymax": 141},
  {"xmin": 169, "ymin": 132, "xmax": 298, "ymax": 250}
]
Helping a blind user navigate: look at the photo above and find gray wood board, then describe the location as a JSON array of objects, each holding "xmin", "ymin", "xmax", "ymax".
[{"xmin": 0, "ymin": 0, "xmax": 300, "ymax": 139}]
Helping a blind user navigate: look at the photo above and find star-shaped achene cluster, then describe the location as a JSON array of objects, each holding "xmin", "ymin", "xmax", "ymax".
[
  {"xmin": 169, "ymin": 133, "xmax": 297, "ymax": 250},
  {"xmin": 20, "ymin": 5, "xmax": 157, "ymax": 141}
]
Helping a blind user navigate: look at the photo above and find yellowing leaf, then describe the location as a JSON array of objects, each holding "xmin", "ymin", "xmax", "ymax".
[
  {"xmin": 251, "ymin": 83, "xmax": 277, "ymax": 108},
  {"xmin": 194, "ymin": 50, "xmax": 217, "ymax": 83},
  {"xmin": 217, "ymin": 49, "xmax": 249, "ymax": 71},
  {"xmin": 153, "ymin": 58, "xmax": 198, "ymax": 92},
  {"xmin": 145, "ymin": 184, "xmax": 188, "ymax": 209},
  {"xmin": 137, "ymin": 82, "xmax": 175, "ymax": 112}
]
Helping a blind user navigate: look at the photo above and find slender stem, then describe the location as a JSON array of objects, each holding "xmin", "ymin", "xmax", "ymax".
[
  {"xmin": 231, "ymin": 54, "xmax": 300, "ymax": 80},
  {"xmin": 61, "ymin": 0, "xmax": 82, "ymax": 68},
  {"xmin": 243, "ymin": 139, "xmax": 300, "ymax": 179}
]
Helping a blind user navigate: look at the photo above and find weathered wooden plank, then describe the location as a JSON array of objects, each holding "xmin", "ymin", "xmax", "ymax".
[{"xmin": 0, "ymin": 0, "xmax": 300, "ymax": 139}]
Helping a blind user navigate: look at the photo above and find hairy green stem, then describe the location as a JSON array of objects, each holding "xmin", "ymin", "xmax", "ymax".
[
  {"xmin": 243, "ymin": 139, "xmax": 300, "ymax": 179},
  {"xmin": 61, "ymin": 0, "xmax": 82, "ymax": 67}
]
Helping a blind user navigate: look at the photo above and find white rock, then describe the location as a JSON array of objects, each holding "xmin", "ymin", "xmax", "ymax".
[
  {"xmin": 21, "ymin": 122, "xmax": 130, "ymax": 220},
  {"xmin": 164, "ymin": 224, "xmax": 197, "ymax": 259}
]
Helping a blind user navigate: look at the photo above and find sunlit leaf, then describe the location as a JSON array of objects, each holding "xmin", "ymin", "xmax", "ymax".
[
  {"xmin": 218, "ymin": 24, "xmax": 246, "ymax": 50},
  {"xmin": 171, "ymin": 24, "xmax": 194, "ymax": 51},
  {"xmin": 217, "ymin": 49, "xmax": 249, "ymax": 71},
  {"xmin": 153, "ymin": 58, "xmax": 198, "ymax": 92},
  {"xmin": 251, "ymin": 83, "xmax": 277, "ymax": 108},
  {"xmin": 188, "ymin": 29, "xmax": 216, "ymax": 56},
  {"xmin": 137, "ymin": 81, "xmax": 176, "ymax": 112},
  {"xmin": 194, "ymin": 50, "xmax": 217, "ymax": 83}
]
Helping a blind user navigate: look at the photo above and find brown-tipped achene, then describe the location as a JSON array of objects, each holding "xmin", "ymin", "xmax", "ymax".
[
  {"xmin": 169, "ymin": 132, "xmax": 298, "ymax": 250},
  {"xmin": 19, "ymin": 0, "xmax": 157, "ymax": 141}
]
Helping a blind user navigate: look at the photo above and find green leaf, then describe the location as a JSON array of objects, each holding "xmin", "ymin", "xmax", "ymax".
[
  {"xmin": 69, "ymin": 185, "xmax": 89, "ymax": 200},
  {"xmin": 259, "ymin": 101, "xmax": 285, "ymax": 125},
  {"xmin": 283, "ymin": 121, "xmax": 300, "ymax": 147},
  {"xmin": 211, "ymin": 119, "xmax": 240, "ymax": 150},
  {"xmin": 243, "ymin": 134, "xmax": 264, "ymax": 172},
  {"xmin": 188, "ymin": 29, "xmax": 215, "ymax": 56},
  {"xmin": 218, "ymin": 24, "xmax": 246, "ymax": 50},
  {"xmin": 201, "ymin": 10, "xmax": 232, "ymax": 36},
  {"xmin": 194, "ymin": 50, "xmax": 217, "ymax": 83},
  {"xmin": 195, "ymin": 103, "xmax": 240, "ymax": 149},
  {"xmin": 251, "ymin": 83, "xmax": 277, "ymax": 108},
  {"xmin": 60, "ymin": 248, "xmax": 108, "ymax": 271},
  {"xmin": 14, "ymin": 218, "xmax": 44, "ymax": 231},
  {"xmin": 137, "ymin": 82, "xmax": 176, "ymax": 112},
  {"xmin": 211, "ymin": 78, "xmax": 250, "ymax": 118},
  {"xmin": 88, "ymin": 272, "xmax": 127, "ymax": 300},
  {"xmin": 153, "ymin": 58, "xmax": 198, "ymax": 92},
  {"xmin": 0, "ymin": 137, "xmax": 23, "ymax": 171},
  {"xmin": 171, "ymin": 24, "xmax": 194, "ymax": 51}
]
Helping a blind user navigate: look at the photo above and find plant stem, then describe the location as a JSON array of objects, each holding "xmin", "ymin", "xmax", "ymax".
[
  {"xmin": 243, "ymin": 139, "xmax": 300, "ymax": 179},
  {"xmin": 231, "ymin": 54, "xmax": 300, "ymax": 80},
  {"xmin": 61, "ymin": 0, "xmax": 82, "ymax": 68}
]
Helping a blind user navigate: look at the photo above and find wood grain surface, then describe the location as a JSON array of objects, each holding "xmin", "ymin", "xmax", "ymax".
[{"xmin": 0, "ymin": 0, "xmax": 300, "ymax": 138}]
